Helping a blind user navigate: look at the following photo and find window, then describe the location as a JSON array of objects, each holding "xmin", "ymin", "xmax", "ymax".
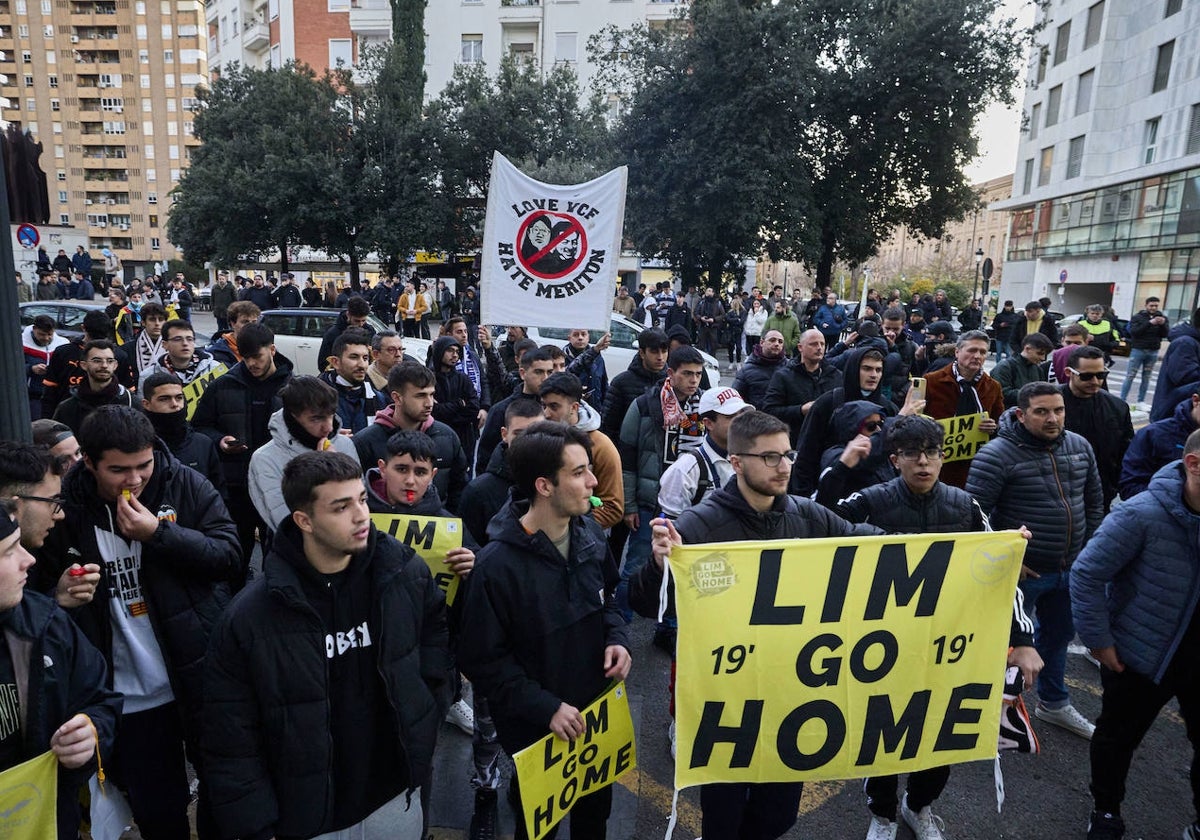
[
  {"xmin": 163, "ymin": 49, "xmax": 173, "ymax": 62},
  {"xmin": 1166, "ymin": 0, "xmax": 1182, "ymax": 15},
  {"xmin": 58, "ymin": 189, "xmax": 68, "ymax": 202},
  {"xmin": 143, "ymin": 99, "xmax": 152, "ymax": 112},
  {"xmin": 1039, "ymin": 146, "xmax": 1054, "ymax": 186},
  {"xmin": 1053, "ymin": 21, "xmax": 1070, "ymax": 66},
  {"xmin": 148, "ymin": 214, "xmax": 158, "ymax": 227},
  {"xmin": 328, "ymin": 38, "xmax": 352, "ymax": 68},
  {"xmin": 1144, "ymin": 117, "xmax": 1160, "ymax": 164},
  {"xmin": 509, "ymin": 42, "xmax": 534, "ymax": 61},
  {"xmin": 461, "ymin": 35, "xmax": 482, "ymax": 63},
  {"xmin": 1036, "ymin": 47, "xmax": 1048, "ymax": 85},
  {"xmin": 15, "ymin": 0, "xmax": 25, "ymax": 12},
  {"xmin": 220, "ymin": 16, "xmax": 227, "ymax": 43},
  {"xmin": 57, "ymin": 171, "xmax": 65, "ymax": 181},
  {"xmin": 150, "ymin": 237, "xmax": 160, "ymax": 250},
  {"xmin": 102, "ymin": 121, "xmax": 125, "ymax": 134},
  {"xmin": 1153, "ymin": 40, "xmax": 1174, "ymax": 93},
  {"xmin": 17, "ymin": 24, "xmax": 28, "ymax": 37},
  {"xmin": 1188, "ymin": 104, "xmax": 1200, "ymax": 155},
  {"xmin": 59, "ymin": 214, "xmax": 70, "ymax": 225},
  {"xmin": 140, "ymin": 74, "xmax": 150, "ymax": 88},
  {"xmin": 23, "ymin": 75, "xmax": 33, "ymax": 86},
  {"xmin": 50, "ymin": 98, "xmax": 59, "ymax": 111},
  {"xmin": 166, "ymin": 99, "xmax": 176, "ymax": 112},
  {"xmin": 328, "ymin": 0, "xmax": 349, "ymax": 9},
  {"xmin": 147, "ymin": 191, "xmax": 157, "ymax": 203},
  {"xmin": 139, "ymin": 49, "xmax": 148, "ymax": 63},
  {"xmin": 170, "ymin": 169, "xmax": 179, "ymax": 181},
  {"xmin": 164, "ymin": 73, "xmax": 175, "ymax": 88},
  {"xmin": 1046, "ymin": 85, "xmax": 1062, "ymax": 126},
  {"xmin": 1066, "ymin": 136, "xmax": 1084, "ymax": 178},
  {"xmin": 1076, "ymin": 70, "xmax": 1094, "ymax": 116},
  {"xmin": 1022, "ymin": 158, "xmax": 1034, "ymax": 193},
  {"xmin": 167, "ymin": 120, "xmax": 177, "ymax": 135},
  {"xmin": 1084, "ymin": 2, "xmax": 1103, "ymax": 49},
  {"xmin": 1029, "ymin": 103, "xmax": 1041, "ymax": 140},
  {"xmin": 25, "ymin": 98, "xmax": 35, "ymax": 111},
  {"xmin": 146, "ymin": 168, "xmax": 156, "ymax": 181},
  {"xmin": 161, "ymin": 24, "xmax": 172, "ymax": 38},
  {"xmin": 22, "ymin": 51, "xmax": 31, "ymax": 63},
  {"xmin": 555, "ymin": 32, "xmax": 576, "ymax": 63},
  {"xmin": 42, "ymin": 24, "xmax": 53, "ymax": 37},
  {"xmin": 270, "ymin": 44, "xmax": 281, "ymax": 68},
  {"xmin": 269, "ymin": 0, "xmax": 278, "ymax": 19},
  {"xmin": 135, "ymin": 1, "xmax": 144, "ymax": 13},
  {"xmin": 45, "ymin": 50, "xmax": 54, "ymax": 65},
  {"xmin": 40, "ymin": 0, "xmax": 50, "ymax": 13},
  {"xmin": 101, "ymin": 97, "xmax": 123, "ymax": 110},
  {"xmin": 168, "ymin": 144, "xmax": 179, "ymax": 159},
  {"xmin": 47, "ymin": 74, "xmax": 57, "ymax": 87}
]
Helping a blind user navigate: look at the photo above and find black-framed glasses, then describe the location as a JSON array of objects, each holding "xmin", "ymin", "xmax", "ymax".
[
  {"xmin": 15, "ymin": 494, "xmax": 65, "ymax": 515},
  {"xmin": 896, "ymin": 447, "xmax": 944, "ymax": 462},
  {"xmin": 736, "ymin": 450, "xmax": 798, "ymax": 467},
  {"xmin": 1067, "ymin": 367, "xmax": 1108, "ymax": 382}
]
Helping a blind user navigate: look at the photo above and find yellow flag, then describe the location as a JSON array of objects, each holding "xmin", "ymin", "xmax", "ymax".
[
  {"xmin": 0, "ymin": 751, "xmax": 58, "ymax": 839},
  {"xmin": 512, "ymin": 682, "xmax": 637, "ymax": 840},
  {"xmin": 370, "ymin": 514, "xmax": 463, "ymax": 605},
  {"xmin": 182, "ymin": 364, "xmax": 229, "ymax": 420},
  {"xmin": 934, "ymin": 412, "xmax": 990, "ymax": 462},
  {"xmin": 670, "ymin": 531, "xmax": 1024, "ymax": 788}
]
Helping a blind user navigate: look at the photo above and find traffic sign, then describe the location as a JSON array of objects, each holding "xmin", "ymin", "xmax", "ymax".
[
  {"xmin": 16, "ymin": 224, "xmax": 39, "ymax": 249},
  {"xmin": 981, "ymin": 258, "xmax": 994, "ymax": 280}
]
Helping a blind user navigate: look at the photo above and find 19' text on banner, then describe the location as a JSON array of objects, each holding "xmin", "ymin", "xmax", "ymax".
[
  {"xmin": 481, "ymin": 152, "xmax": 627, "ymax": 332},
  {"xmin": 513, "ymin": 682, "xmax": 636, "ymax": 840},
  {"xmin": 670, "ymin": 531, "xmax": 1024, "ymax": 788},
  {"xmin": 370, "ymin": 514, "xmax": 462, "ymax": 605}
]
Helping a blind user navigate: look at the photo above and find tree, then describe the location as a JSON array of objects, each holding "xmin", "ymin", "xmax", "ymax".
[
  {"xmin": 424, "ymin": 56, "xmax": 612, "ymax": 255},
  {"xmin": 167, "ymin": 63, "xmax": 346, "ymax": 272},
  {"xmin": 592, "ymin": 0, "xmax": 814, "ymax": 290}
]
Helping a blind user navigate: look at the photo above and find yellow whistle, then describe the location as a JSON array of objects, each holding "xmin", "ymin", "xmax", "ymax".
[{"xmin": 121, "ymin": 490, "xmax": 131, "ymax": 501}]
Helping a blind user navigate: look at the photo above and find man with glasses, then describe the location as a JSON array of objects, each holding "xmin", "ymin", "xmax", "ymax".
[
  {"xmin": 834, "ymin": 415, "xmax": 1040, "ymax": 840},
  {"xmin": 139, "ymin": 319, "xmax": 223, "ymax": 392},
  {"xmin": 52, "ymin": 339, "xmax": 137, "ymax": 434},
  {"xmin": 639, "ymin": 411, "xmax": 880, "ymax": 840},
  {"xmin": 1061, "ymin": 345, "xmax": 1134, "ymax": 512},
  {"xmin": 967, "ymin": 382, "xmax": 1104, "ymax": 741},
  {"xmin": 920, "ymin": 330, "xmax": 1005, "ymax": 489},
  {"xmin": 365, "ymin": 330, "xmax": 408, "ymax": 400}
]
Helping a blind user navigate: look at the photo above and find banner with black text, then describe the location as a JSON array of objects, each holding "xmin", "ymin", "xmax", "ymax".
[{"xmin": 481, "ymin": 152, "xmax": 626, "ymax": 332}]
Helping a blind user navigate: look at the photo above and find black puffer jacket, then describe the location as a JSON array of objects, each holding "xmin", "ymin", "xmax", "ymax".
[
  {"xmin": 191, "ymin": 353, "xmax": 294, "ymax": 487},
  {"xmin": 352, "ymin": 406, "xmax": 468, "ymax": 513},
  {"xmin": 458, "ymin": 443, "xmax": 516, "ymax": 547},
  {"xmin": 731, "ymin": 346, "xmax": 786, "ymax": 409},
  {"xmin": 966, "ymin": 409, "xmax": 1104, "ymax": 575},
  {"xmin": 629, "ymin": 479, "xmax": 880, "ymax": 620},
  {"xmin": 36, "ymin": 443, "xmax": 240, "ymax": 744},
  {"xmin": 763, "ymin": 358, "xmax": 841, "ymax": 446},
  {"xmin": 601, "ymin": 356, "xmax": 667, "ymax": 437},
  {"xmin": 202, "ymin": 520, "xmax": 452, "ymax": 840},
  {"xmin": 458, "ymin": 499, "xmax": 627, "ymax": 755},
  {"xmin": 2, "ymin": 591, "xmax": 123, "ymax": 839}
]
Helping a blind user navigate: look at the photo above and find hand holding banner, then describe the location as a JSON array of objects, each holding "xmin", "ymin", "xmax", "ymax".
[
  {"xmin": 512, "ymin": 682, "xmax": 637, "ymax": 840},
  {"xmin": 670, "ymin": 531, "xmax": 1025, "ymax": 789},
  {"xmin": 934, "ymin": 413, "xmax": 990, "ymax": 462}
]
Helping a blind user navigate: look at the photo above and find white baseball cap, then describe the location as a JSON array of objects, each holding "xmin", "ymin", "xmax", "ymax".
[{"xmin": 699, "ymin": 387, "xmax": 752, "ymax": 416}]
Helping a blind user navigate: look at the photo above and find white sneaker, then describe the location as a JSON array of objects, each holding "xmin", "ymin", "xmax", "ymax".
[
  {"xmin": 1035, "ymin": 702, "xmax": 1095, "ymax": 740},
  {"xmin": 865, "ymin": 814, "xmax": 898, "ymax": 839},
  {"xmin": 445, "ymin": 698, "xmax": 474, "ymax": 735},
  {"xmin": 901, "ymin": 794, "xmax": 946, "ymax": 840},
  {"xmin": 669, "ymin": 720, "xmax": 676, "ymax": 759}
]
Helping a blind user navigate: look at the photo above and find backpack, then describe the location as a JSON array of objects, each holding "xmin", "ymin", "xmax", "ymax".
[{"xmin": 681, "ymin": 448, "xmax": 715, "ymax": 506}]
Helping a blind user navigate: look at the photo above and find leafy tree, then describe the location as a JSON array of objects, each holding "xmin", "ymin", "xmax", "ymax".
[
  {"xmin": 167, "ymin": 63, "xmax": 346, "ymax": 273},
  {"xmin": 424, "ymin": 56, "xmax": 612, "ymax": 254}
]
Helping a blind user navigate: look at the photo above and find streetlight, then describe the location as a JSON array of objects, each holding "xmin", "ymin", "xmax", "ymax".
[{"xmin": 972, "ymin": 247, "xmax": 984, "ymax": 304}]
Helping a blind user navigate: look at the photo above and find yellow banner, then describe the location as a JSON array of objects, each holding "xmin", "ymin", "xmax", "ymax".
[
  {"xmin": 671, "ymin": 531, "xmax": 1024, "ymax": 788},
  {"xmin": 182, "ymin": 363, "xmax": 229, "ymax": 421},
  {"xmin": 0, "ymin": 751, "xmax": 58, "ymax": 839},
  {"xmin": 370, "ymin": 514, "xmax": 463, "ymax": 605},
  {"xmin": 934, "ymin": 412, "xmax": 989, "ymax": 463},
  {"xmin": 512, "ymin": 682, "xmax": 637, "ymax": 840}
]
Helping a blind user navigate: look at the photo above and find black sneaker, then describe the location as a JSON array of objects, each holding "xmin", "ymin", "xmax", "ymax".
[
  {"xmin": 470, "ymin": 789, "xmax": 499, "ymax": 840},
  {"xmin": 1087, "ymin": 811, "xmax": 1125, "ymax": 840},
  {"xmin": 653, "ymin": 627, "xmax": 677, "ymax": 655}
]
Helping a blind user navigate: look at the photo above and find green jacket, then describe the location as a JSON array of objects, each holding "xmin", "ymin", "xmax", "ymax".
[{"xmin": 764, "ymin": 312, "xmax": 802, "ymax": 356}]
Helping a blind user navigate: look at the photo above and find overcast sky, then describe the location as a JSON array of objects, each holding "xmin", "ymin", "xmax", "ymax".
[{"xmin": 962, "ymin": 0, "xmax": 1038, "ymax": 184}]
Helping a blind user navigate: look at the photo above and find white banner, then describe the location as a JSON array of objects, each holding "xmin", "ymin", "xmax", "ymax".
[{"xmin": 480, "ymin": 152, "xmax": 627, "ymax": 332}]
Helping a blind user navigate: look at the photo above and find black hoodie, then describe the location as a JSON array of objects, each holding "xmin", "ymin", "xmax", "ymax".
[
  {"xmin": 790, "ymin": 347, "xmax": 899, "ymax": 496},
  {"xmin": 601, "ymin": 354, "xmax": 668, "ymax": 437},
  {"xmin": 458, "ymin": 444, "xmax": 516, "ymax": 548},
  {"xmin": 457, "ymin": 498, "xmax": 627, "ymax": 755}
]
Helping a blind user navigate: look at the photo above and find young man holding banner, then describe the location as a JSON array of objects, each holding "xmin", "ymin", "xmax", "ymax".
[
  {"xmin": 459, "ymin": 421, "xmax": 630, "ymax": 840},
  {"xmin": 834, "ymin": 415, "xmax": 1041, "ymax": 840},
  {"xmin": 920, "ymin": 330, "xmax": 1004, "ymax": 488},
  {"xmin": 643, "ymin": 411, "xmax": 881, "ymax": 840}
]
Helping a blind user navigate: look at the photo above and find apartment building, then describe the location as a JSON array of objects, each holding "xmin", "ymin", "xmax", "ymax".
[
  {"xmin": 0, "ymin": 0, "xmax": 205, "ymax": 264},
  {"xmin": 993, "ymin": 0, "xmax": 1200, "ymax": 321}
]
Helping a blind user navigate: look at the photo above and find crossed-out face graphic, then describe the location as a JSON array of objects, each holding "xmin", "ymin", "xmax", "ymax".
[{"xmin": 516, "ymin": 211, "xmax": 589, "ymax": 281}]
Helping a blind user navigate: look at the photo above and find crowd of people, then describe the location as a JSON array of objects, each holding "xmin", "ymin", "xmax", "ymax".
[{"xmin": 2, "ymin": 272, "xmax": 1197, "ymax": 840}]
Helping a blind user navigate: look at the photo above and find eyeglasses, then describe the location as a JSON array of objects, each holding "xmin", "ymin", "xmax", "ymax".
[
  {"xmin": 85, "ymin": 358, "xmax": 118, "ymax": 366},
  {"xmin": 736, "ymin": 450, "xmax": 798, "ymax": 467},
  {"xmin": 896, "ymin": 447, "xmax": 944, "ymax": 462},
  {"xmin": 1067, "ymin": 367, "xmax": 1108, "ymax": 382},
  {"xmin": 15, "ymin": 494, "xmax": 65, "ymax": 515},
  {"xmin": 165, "ymin": 336, "xmax": 195, "ymax": 344},
  {"xmin": 863, "ymin": 420, "xmax": 885, "ymax": 433}
]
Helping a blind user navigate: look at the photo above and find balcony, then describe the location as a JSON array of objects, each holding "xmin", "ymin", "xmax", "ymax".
[
  {"xmin": 498, "ymin": 0, "xmax": 541, "ymax": 22},
  {"xmin": 349, "ymin": 0, "xmax": 391, "ymax": 39},
  {"xmin": 241, "ymin": 18, "xmax": 269, "ymax": 52}
]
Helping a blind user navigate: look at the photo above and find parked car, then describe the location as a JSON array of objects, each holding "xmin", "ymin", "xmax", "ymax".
[
  {"xmin": 258, "ymin": 308, "xmax": 429, "ymax": 376},
  {"xmin": 19, "ymin": 300, "xmax": 110, "ymax": 340},
  {"xmin": 510, "ymin": 313, "xmax": 723, "ymax": 387}
]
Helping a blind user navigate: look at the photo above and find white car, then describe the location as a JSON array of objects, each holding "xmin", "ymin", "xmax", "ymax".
[
  {"xmin": 519, "ymin": 313, "xmax": 723, "ymax": 387},
  {"xmin": 258, "ymin": 308, "xmax": 431, "ymax": 376}
]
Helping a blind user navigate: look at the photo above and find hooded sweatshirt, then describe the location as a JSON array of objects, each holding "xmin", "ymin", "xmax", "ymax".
[
  {"xmin": 574, "ymin": 401, "xmax": 624, "ymax": 529},
  {"xmin": 814, "ymin": 400, "xmax": 897, "ymax": 508}
]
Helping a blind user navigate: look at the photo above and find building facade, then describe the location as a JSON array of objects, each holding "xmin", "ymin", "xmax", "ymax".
[
  {"xmin": 994, "ymin": 0, "xmax": 1199, "ymax": 322},
  {"xmin": 0, "ymin": 0, "xmax": 206, "ymax": 265}
]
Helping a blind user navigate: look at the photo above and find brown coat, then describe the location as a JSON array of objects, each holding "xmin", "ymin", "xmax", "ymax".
[
  {"xmin": 923, "ymin": 363, "xmax": 1005, "ymax": 488},
  {"xmin": 588, "ymin": 428, "xmax": 625, "ymax": 529}
]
